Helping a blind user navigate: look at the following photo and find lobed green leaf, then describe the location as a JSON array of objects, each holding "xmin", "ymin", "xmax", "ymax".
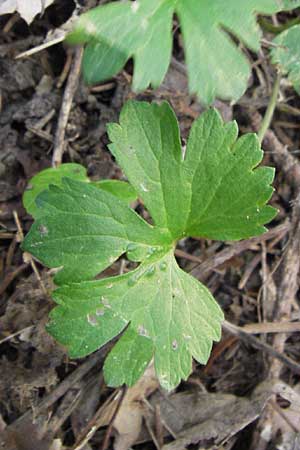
[
  {"xmin": 108, "ymin": 102, "xmax": 277, "ymax": 241},
  {"xmin": 23, "ymin": 164, "xmax": 87, "ymax": 217},
  {"xmin": 23, "ymin": 178, "xmax": 170, "ymax": 284},
  {"xmin": 47, "ymin": 251, "xmax": 223, "ymax": 389},
  {"xmin": 23, "ymin": 101, "xmax": 276, "ymax": 389}
]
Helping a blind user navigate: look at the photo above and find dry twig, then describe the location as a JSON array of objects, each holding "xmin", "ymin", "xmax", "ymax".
[
  {"xmin": 101, "ymin": 387, "xmax": 128, "ymax": 450},
  {"xmin": 13, "ymin": 211, "xmax": 48, "ymax": 296},
  {"xmin": 191, "ymin": 221, "xmax": 290, "ymax": 280},
  {"xmin": 253, "ymin": 192, "xmax": 300, "ymax": 449},
  {"xmin": 270, "ymin": 193, "xmax": 300, "ymax": 377},
  {"xmin": 52, "ymin": 46, "xmax": 84, "ymax": 167},
  {"xmin": 223, "ymin": 321, "xmax": 300, "ymax": 375}
]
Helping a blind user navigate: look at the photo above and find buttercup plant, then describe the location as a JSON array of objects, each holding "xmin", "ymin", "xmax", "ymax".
[{"xmin": 23, "ymin": 101, "xmax": 277, "ymax": 390}]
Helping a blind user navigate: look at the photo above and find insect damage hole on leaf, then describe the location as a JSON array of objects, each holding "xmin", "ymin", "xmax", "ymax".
[{"xmin": 22, "ymin": 100, "xmax": 277, "ymax": 390}]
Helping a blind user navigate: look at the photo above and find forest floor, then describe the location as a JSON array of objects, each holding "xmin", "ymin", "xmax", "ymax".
[{"xmin": 1, "ymin": 2, "xmax": 300, "ymax": 450}]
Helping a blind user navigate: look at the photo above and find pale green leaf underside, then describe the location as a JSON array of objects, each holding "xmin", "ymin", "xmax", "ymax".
[
  {"xmin": 23, "ymin": 101, "xmax": 276, "ymax": 389},
  {"xmin": 48, "ymin": 251, "xmax": 223, "ymax": 390},
  {"xmin": 23, "ymin": 163, "xmax": 137, "ymax": 217},
  {"xmin": 67, "ymin": 0, "xmax": 300, "ymax": 104},
  {"xmin": 271, "ymin": 24, "xmax": 300, "ymax": 95}
]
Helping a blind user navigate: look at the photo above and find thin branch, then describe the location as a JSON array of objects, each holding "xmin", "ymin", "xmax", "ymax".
[
  {"xmin": 13, "ymin": 211, "xmax": 47, "ymax": 296},
  {"xmin": 223, "ymin": 321, "xmax": 300, "ymax": 375},
  {"xmin": 240, "ymin": 321, "xmax": 300, "ymax": 335},
  {"xmin": 101, "ymin": 386, "xmax": 128, "ymax": 450},
  {"xmin": 52, "ymin": 46, "xmax": 84, "ymax": 167},
  {"xmin": 190, "ymin": 221, "xmax": 290, "ymax": 279}
]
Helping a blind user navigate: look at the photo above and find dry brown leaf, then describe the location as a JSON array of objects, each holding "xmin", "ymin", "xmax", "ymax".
[
  {"xmin": 0, "ymin": 414, "xmax": 7, "ymax": 433},
  {"xmin": 0, "ymin": 0, "xmax": 54, "ymax": 24},
  {"xmin": 113, "ymin": 364, "xmax": 159, "ymax": 450},
  {"xmin": 130, "ymin": 380, "xmax": 275, "ymax": 450},
  {"xmin": 0, "ymin": 421, "xmax": 52, "ymax": 450},
  {"xmin": 271, "ymin": 382, "xmax": 300, "ymax": 450},
  {"xmin": 148, "ymin": 381, "xmax": 300, "ymax": 450},
  {"xmin": 49, "ymin": 440, "xmax": 63, "ymax": 450}
]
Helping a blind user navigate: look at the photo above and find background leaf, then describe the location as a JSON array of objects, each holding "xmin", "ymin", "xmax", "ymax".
[
  {"xmin": 94, "ymin": 179, "xmax": 137, "ymax": 204},
  {"xmin": 23, "ymin": 164, "xmax": 88, "ymax": 217},
  {"xmin": 67, "ymin": 0, "xmax": 300, "ymax": 104},
  {"xmin": 271, "ymin": 24, "xmax": 300, "ymax": 95}
]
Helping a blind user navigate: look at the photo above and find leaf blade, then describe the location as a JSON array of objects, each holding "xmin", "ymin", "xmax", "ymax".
[
  {"xmin": 182, "ymin": 109, "xmax": 277, "ymax": 240},
  {"xmin": 23, "ymin": 163, "xmax": 88, "ymax": 217},
  {"xmin": 108, "ymin": 101, "xmax": 187, "ymax": 237},
  {"xmin": 22, "ymin": 178, "xmax": 171, "ymax": 284},
  {"xmin": 104, "ymin": 327, "xmax": 154, "ymax": 387},
  {"xmin": 108, "ymin": 102, "xmax": 277, "ymax": 242}
]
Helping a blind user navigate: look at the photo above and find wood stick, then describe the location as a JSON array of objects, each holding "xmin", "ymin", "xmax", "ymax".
[{"xmin": 52, "ymin": 46, "xmax": 83, "ymax": 167}]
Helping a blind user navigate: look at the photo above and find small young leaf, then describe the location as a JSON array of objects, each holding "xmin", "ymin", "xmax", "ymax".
[
  {"xmin": 23, "ymin": 163, "xmax": 137, "ymax": 217},
  {"xmin": 67, "ymin": 0, "xmax": 300, "ymax": 104},
  {"xmin": 23, "ymin": 101, "xmax": 276, "ymax": 389},
  {"xmin": 271, "ymin": 24, "xmax": 300, "ymax": 95}
]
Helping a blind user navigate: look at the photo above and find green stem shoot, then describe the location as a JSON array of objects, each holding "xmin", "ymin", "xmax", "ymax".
[
  {"xmin": 258, "ymin": 16, "xmax": 300, "ymax": 35},
  {"xmin": 258, "ymin": 74, "xmax": 281, "ymax": 144}
]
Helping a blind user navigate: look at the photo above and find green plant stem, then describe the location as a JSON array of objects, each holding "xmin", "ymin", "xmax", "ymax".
[
  {"xmin": 258, "ymin": 16, "xmax": 300, "ymax": 35},
  {"xmin": 258, "ymin": 74, "xmax": 281, "ymax": 144}
]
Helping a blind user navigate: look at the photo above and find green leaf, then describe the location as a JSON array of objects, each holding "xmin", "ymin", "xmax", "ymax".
[
  {"xmin": 271, "ymin": 24, "xmax": 300, "ymax": 95},
  {"xmin": 93, "ymin": 179, "xmax": 137, "ymax": 204},
  {"xmin": 67, "ymin": 0, "xmax": 300, "ymax": 104},
  {"xmin": 103, "ymin": 327, "xmax": 154, "ymax": 387},
  {"xmin": 48, "ymin": 250, "xmax": 223, "ymax": 389},
  {"xmin": 23, "ymin": 101, "xmax": 276, "ymax": 390},
  {"xmin": 23, "ymin": 178, "xmax": 170, "ymax": 284},
  {"xmin": 108, "ymin": 102, "xmax": 276, "ymax": 241},
  {"xmin": 23, "ymin": 163, "xmax": 137, "ymax": 217}
]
